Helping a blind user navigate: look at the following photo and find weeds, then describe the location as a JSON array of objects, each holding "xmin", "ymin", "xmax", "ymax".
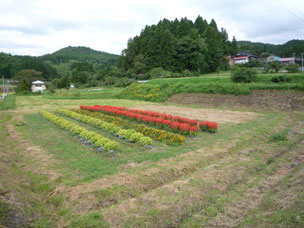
[{"xmin": 269, "ymin": 128, "xmax": 290, "ymax": 142}]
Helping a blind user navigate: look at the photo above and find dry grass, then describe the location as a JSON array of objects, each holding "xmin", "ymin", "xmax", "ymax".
[
  {"xmin": 102, "ymin": 121, "xmax": 304, "ymax": 227},
  {"xmin": 131, "ymin": 104, "xmax": 259, "ymax": 124}
]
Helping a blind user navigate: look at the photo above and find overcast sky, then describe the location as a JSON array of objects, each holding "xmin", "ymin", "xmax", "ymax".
[{"xmin": 1, "ymin": 0, "xmax": 304, "ymax": 56}]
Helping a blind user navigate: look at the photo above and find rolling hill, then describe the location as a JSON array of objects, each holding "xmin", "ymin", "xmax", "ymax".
[{"xmin": 40, "ymin": 46, "xmax": 119, "ymax": 66}]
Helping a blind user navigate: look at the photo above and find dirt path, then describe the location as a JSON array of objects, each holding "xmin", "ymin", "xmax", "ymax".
[
  {"xmin": 131, "ymin": 104, "xmax": 259, "ymax": 124},
  {"xmin": 167, "ymin": 90, "xmax": 304, "ymax": 111}
]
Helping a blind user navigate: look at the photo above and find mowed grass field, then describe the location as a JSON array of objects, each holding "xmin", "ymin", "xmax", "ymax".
[{"xmin": 1, "ymin": 92, "xmax": 304, "ymax": 227}]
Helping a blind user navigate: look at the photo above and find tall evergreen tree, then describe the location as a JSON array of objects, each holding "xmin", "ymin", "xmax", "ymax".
[
  {"xmin": 231, "ymin": 36, "xmax": 238, "ymax": 55},
  {"xmin": 205, "ymin": 26, "xmax": 224, "ymax": 72}
]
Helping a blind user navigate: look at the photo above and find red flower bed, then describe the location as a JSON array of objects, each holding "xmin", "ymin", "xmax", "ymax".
[
  {"xmin": 126, "ymin": 108, "xmax": 198, "ymax": 126},
  {"xmin": 80, "ymin": 105, "xmax": 218, "ymax": 134},
  {"xmin": 199, "ymin": 121, "xmax": 218, "ymax": 133}
]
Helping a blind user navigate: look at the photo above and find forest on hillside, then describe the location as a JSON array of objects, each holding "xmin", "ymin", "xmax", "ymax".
[
  {"xmin": 0, "ymin": 47, "xmax": 119, "ymax": 79},
  {"xmin": 41, "ymin": 46, "xmax": 119, "ymax": 65},
  {"xmin": 117, "ymin": 16, "xmax": 238, "ymax": 74}
]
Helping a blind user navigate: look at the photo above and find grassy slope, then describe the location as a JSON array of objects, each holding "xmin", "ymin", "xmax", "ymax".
[
  {"xmin": 138, "ymin": 72, "xmax": 304, "ymax": 101},
  {"xmin": 41, "ymin": 72, "xmax": 304, "ymax": 102},
  {"xmin": 0, "ymin": 95, "xmax": 303, "ymax": 227},
  {"xmin": 43, "ymin": 87, "xmax": 123, "ymax": 100}
]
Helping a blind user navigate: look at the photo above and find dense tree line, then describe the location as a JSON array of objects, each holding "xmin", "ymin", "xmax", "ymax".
[
  {"xmin": 0, "ymin": 53, "xmax": 58, "ymax": 79},
  {"xmin": 0, "ymin": 46, "xmax": 121, "ymax": 91},
  {"xmin": 237, "ymin": 39, "xmax": 304, "ymax": 57},
  {"xmin": 0, "ymin": 46, "xmax": 119, "ymax": 79},
  {"xmin": 118, "ymin": 16, "xmax": 238, "ymax": 74}
]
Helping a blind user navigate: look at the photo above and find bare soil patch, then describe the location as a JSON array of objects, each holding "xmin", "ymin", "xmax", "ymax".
[
  {"xmin": 167, "ymin": 90, "xmax": 304, "ymax": 111},
  {"xmin": 131, "ymin": 105, "xmax": 259, "ymax": 124}
]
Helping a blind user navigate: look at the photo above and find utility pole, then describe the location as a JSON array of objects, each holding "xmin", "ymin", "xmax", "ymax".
[
  {"xmin": 2, "ymin": 76, "xmax": 5, "ymax": 99},
  {"xmin": 301, "ymin": 53, "xmax": 304, "ymax": 73},
  {"xmin": 6, "ymin": 79, "xmax": 8, "ymax": 95}
]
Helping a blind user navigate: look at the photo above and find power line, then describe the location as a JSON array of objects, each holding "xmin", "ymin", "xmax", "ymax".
[
  {"xmin": 290, "ymin": 0, "xmax": 304, "ymax": 18},
  {"xmin": 276, "ymin": 0, "xmax": 304, "ymax": 24}
]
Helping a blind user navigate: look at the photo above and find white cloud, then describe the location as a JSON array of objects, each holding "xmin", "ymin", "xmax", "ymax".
[{"xmin": 0, "ymin": 0, "xmax": 304, "ymax": 56}]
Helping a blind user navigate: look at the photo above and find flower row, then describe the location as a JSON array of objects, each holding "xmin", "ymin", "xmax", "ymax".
[
  {"xmin": 40, "ymin": 110, "xmax": 119, "ymax": 151},
  {"xmin": 81, "ymin": 105, "xmax": 199, "ymax": 135},
  {"xmin": 199, "ymin": 121, "xmax": 218, "ymax": 133},
  {"xmin": 78, "ymin": 107, "xmax": 186, "ymax": 145},
  {"xmin": 93, "ymin": 105, "xmax": 198, "ymax": 126},
  {"xmin": 80, "ymin": 105, "xmax": 125, "ymax": 112},
  {"xmin": 56, "ymin": 109, "xmax": 152, "ymax": 146},
  {"xmin": 128, "ymin": 108, "xmax": 198, "ymax": 126},
  {"xmin": 135, "ymin": 125, "xmax": 185, "ymax": 145},
  {"xmin": 72, "ymin": 108, "xmax": 129, "ymax": 128}
]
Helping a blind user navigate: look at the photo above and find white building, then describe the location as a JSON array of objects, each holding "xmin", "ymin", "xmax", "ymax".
[
  {"xmin": 31, "ymin": 80, "xmax": 46, "ymax": 93},
  {"xmin": 233, "ymin": 56, "xmax": 250, "ymax": 64}
]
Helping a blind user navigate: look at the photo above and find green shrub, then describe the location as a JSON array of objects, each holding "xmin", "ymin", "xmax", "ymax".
[
  {"xmin": 104, "ymin": 141, "xmax": 119, "ymax": 151},
  {"xmin": 71, "ymin": 127, "xmax": 83, "ymax": 135},
  {"xmin": 139, "ymin": 137, "xmax": 153, "ymax": 146},
  {"xmin": 271, "ymin": 76, "xmax": 291, "ymax": 83},
  {"xmin": 263, "ymin": 61, "xmax": 282, "ymax": 73},
  {"xmin": 95, "ymin": 138, "xmax": 110, "ymax": 147},
  {"xmin": 117, "ymin": 129, "xmax": 128, "ymax": 138},
  {"xmin": 269, "ymin": 128, "xmax": 290, "ymax": 142},
  {"xmin": 231, "ymin": 66, "xmax": 257, "ymax": 83},
  {"xmin": 90, "ymin": 135, "xmax": 101, "ymax": 144},
  {"xmin": 146, "ymin": 67, "xmax": 171, "ymax": 78},
  {"xmin": 79, "ymin": 131, "xmax": 89, "ymax": 140},
  {"xmin": 286, "ymin": 64, "xmax": 300, "ymax": 73},
  {"xmin": 129, "ymin": 132, "xmax": 144, "ymax": 143},
  {"xmin": 124, "ymin": 129, "xmax": 137, "ymax": 139}
]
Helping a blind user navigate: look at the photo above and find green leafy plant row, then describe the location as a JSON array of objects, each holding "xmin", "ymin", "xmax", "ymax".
[
  {"xmin": 71, "ymin": 108, "xmax": 129, "ymax": 128},
  {"xmin": 40, "ymin": 110, "xmax": 119, "ymax": 151},
  {"xmin": 77, "ymin": 108, "xmax": 185, "ymax": 145},
  {"xmin": 56, "ymin": 109, "xmax": 152, "ymax": 146}
]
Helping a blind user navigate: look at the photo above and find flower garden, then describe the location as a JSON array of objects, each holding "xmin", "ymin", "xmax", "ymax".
[{"xmin": 40, "ymin": 104, "xmax": 218, "ymax": 154}]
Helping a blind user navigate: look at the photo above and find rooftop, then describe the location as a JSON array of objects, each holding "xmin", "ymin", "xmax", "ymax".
[{"xmin": 32, "ymin": 80, "xmax": 45, "ymax": 84}]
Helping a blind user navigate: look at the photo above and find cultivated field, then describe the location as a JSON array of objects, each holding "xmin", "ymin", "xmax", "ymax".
[{"xmin": 0, "ymin": 93, "xmax": 304, "ymax": 227}]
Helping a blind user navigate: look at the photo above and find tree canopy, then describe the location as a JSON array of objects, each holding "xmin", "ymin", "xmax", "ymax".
[
  {"xmin": 118, "ymin": 16, "xmax": 235, "ymax": 73},
  {"xmin": 237, "ymin": 39, "xmax": 304, "ymax": 57}
]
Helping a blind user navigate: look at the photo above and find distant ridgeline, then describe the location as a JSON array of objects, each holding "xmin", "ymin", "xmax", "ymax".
[
  {"xmin": 0, "ymin": 46, "xmax": 119, "ymax": 79},
  {"xmin": 0, "ymin": 53, "xmax": 58, "ymax": 79},
  {"xmin": 237, "ymin": 40, "xmax": 304, "ymax": 57},
  {"xmin": 117, "ymin": 16, "xmax": 239, "ymax": 74},
  {"xmin": 40, "ymin": 46, "xmax": 119, "ymax": 66}
]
